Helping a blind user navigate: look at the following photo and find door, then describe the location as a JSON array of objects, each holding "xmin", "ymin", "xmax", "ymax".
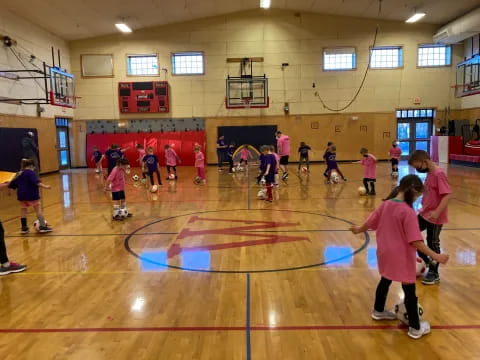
[
  {"xmin": 56, "ymin": 118, "xmax": 70, "ymax": 169},
  {"xmin": 396, "ymin": 109, "xmax": 434, "ymax": 159}
]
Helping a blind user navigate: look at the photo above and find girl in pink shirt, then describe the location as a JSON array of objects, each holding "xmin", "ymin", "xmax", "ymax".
[
  {"xmin": 135, "ymin": 144, "xmax": 147, "ymax": 183},
  {"xmin": 194, "ymin": 145, "xmax": 206, "ymax": 184},
  {"xmin": 350, "ymin": 175, "xmax": 449, "ymax": 339},
  {"xmin": 238, "ymin": 146, "xmax": 252, "ymax": 169},
  {"xmin": 105, "ymin": 158, "xmax": 132, "ymax": 220},
  {"xmin": 359, "ymin": 148, "xmax": 377, "ymax": 195},
  {"xmin": 388, "ymin": 141, "xmax": 402, "ymax": 176},
  {"xmin": 165, "ymin": 144, "xmax": 181, "ymax": 180}
]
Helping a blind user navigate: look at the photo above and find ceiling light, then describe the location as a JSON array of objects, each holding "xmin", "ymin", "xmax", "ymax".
[
  {"xmin": 260, "ymin": 0, "xmax": 271, "ymax": 9},
  {"xmin": 406, "ymin": 12, "xmax": 426, "ymax": 23},
  {"xmin": 115, "ymin": 23, "xmax": 132, "ymax": 33}
]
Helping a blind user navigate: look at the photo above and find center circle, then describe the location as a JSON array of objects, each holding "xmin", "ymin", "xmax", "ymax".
[{"xmin": 124, "ymin": 209, "xmax": 369, "ymax": 273}]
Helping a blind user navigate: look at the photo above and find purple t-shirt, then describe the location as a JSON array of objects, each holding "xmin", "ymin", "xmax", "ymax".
[
  {"xmin": 93, "ymin": 150, "xmax": 102, "ymax": 163},
  {"xmin": 264, "ymin": 154, "xmax": 277, "ymax": 176},
  {"xmin": 8, "ymin": 169, "xmax": 40, "ymax": 201},
  {"xmin": 143, "ymin": 154, "xmax": 159, "ymax": 173},
  {"xmin": 325, "ymin": 151, "xmax": 338, "ymax": 169},
  {"xmin": 105, "ymin": 149, "xmax": 123, "ymax": 168},
  {"xmin": 259, "ymin": 154, "xmax": 267, "ymax": 171}
]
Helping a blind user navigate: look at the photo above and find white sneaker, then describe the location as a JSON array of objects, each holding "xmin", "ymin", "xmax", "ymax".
[
  {"xmin": 371, "ymin": 310, "xmax": 396, "ymax": 320},
  {"xmin": 408, "ymin": 320, "xmax": 431, "ymax": 339}
]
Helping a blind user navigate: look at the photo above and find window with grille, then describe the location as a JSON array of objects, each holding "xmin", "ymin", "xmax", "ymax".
[
  {"xmin": 323, "ymin": 47, "xmax": 356, "ymax": 71},
  {"xmin": 417, "ymin": 45, "xmax": 451, "ymax": 67},
  {"xmin": 127, "ymin": 54, "xmax": 159, "ymax": 76},
  {"xmin": 172, "ymin": 52, "xmax": 205, "ymax": 75},
  {"xmin": 370, "ymin": 46, "xmax": 403, "ymax": 69}
]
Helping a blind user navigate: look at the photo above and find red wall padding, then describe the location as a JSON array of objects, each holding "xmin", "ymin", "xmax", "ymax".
[
  {"xmin": 86, "ymin": 131, "xmax": 206, "ymax": 167},
  {"xmin": 448, "ymin": 136, "xmax": 464, "ymax": 155}
]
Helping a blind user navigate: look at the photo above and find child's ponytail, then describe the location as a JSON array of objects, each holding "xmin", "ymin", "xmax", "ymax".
[
  {"xmin": 383, "ymin": 186, "xmax": 400, "ymax": 202},
  {"xmin": 382, "ymin": 174, "xmax": 424, "ymax": 208}
]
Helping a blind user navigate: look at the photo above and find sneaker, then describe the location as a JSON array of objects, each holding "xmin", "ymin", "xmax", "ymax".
[
  {"xmin": 342, "ymin": 177, "xmax": 347, "ymax": 181},
  {"xmin": 113, "ymin": 215, "xmax": 123, "ymax": 221},
  {"xmin": 422, "ymin": 271, "xmax": 440, "ymax": 285},
  {"xmin": 282, "ymin": 173, "xmax": 289, "ymax": 180},
  {"xmin": 408, "ymin": 320, "xmax": 431, "ymax": 339},
  {"xmin": 39, "ymin": 226, "xmax": 53, "ymax": 233},
  {"xmin": 265, "ymin": 199, "xmax": 273, "ymax": 202},
  {"xmin": 21, "ymin": 227, "xmax": 29, "ymax": 234},
  {"xmin": 368, "ymin": 191, "xmax": 376, "ymax": 196},
  {"xmin": 371, "ymin": 310, "xmax": 397, "ymax": 321},
  {"xmin": 0, "ymin": 262, "xmax": 27, "ymax": 276}
]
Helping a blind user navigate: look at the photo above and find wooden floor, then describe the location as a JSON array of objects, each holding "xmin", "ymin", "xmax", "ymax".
[{"xmin": 0, "ymin": 162, "xmax": 479, "ymax": 359}]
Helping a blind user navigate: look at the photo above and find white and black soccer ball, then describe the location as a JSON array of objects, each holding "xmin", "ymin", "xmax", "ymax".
[
  {"xmin": 194, "ymin": 176, "xmax": 201, "ymax": 184},
  {"xmin": 392, "ymin": 171, "xmax": 399, "ymax": 178},
  {"xmin": 260, "ymin": 176, "xmax": 266, "ymax": 185},
  {"xmin": 151, "ymin": 185, "xmax": 158, "ymax": 193},
  {"xmin": 168, "ymin": 173, "xmax": 176, "ymax": 180},
  {"xmin": 257, "ymin": 189, "xmax": 267, "ymax": 199},
  {"xmin": 118, "ymin": 208, "xmax": 128, "ymax": 218},
  {"xmin": 33, "ymin": 219, "xmax": 48, "ymax": 232},
  {"xmin": 132, "ymin": 174, "xmax": 140, "ymax": 181},
  {"xmin": 394, "ymin": 301, "xmax": 424, "ymax": 326},
  {"xmin": 95, "ymin": 169, "xmax": 100, "ymax": 174}
]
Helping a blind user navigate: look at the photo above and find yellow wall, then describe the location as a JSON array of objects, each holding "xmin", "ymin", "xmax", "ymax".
[{"xmin": 69, "ymin": 9, "xmax": 462, "ymax": 120}]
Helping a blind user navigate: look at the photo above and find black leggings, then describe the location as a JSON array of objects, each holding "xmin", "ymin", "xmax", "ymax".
[
  {"xmin": 167, "ymin": 166, "xmax": 177, "ymax": 175},
  {"xmin": 0, "ymin": 221, "xmax": 9, "ymax": 264},
  {"xmin": 363, "ymin": 178, "xmax": 376, "ymax": 193},
  {"xmin": 149, "ymin": 170, "xmax": 162, "ymax": 186},
  {"xmin": 418, "ymin": 215, "xmax": 442, "ymax": 272},
  {"xmin": 374, "ymin": 277, "xmax": 420, "ymax": 330}
]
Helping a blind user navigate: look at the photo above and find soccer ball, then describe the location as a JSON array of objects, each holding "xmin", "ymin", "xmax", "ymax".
[
  {"xmin": 33, "ymin": 219, "xmax": 48, "ymax": 232},
  {"xmin": 416, "ymin": 257, "xmax": 427, "ymax": 276},
  {"xmin": 260, "ymin": 176, "xmax": 266, "ymax": 185},
  {"xmin": 151, "ymin": 185, "xmax": 158, "ymax": 192},
  {"xmin": 301, "ymin": 166, "xmax": 308, "ymax": 173},
  {"xmin": 231, "ymin": 167, "xmax": 236, "ymax": 173},
  {"xmin": 395, "ymin": 301, "xmax": 424, "ymax": 326},
  {"xmin": 194, "ymin": 176, "xmax": 201, "ymax": 184},
  {"xmin": 358, "ymin": 186, "xmax": 367, "ymax": 196},
  {"xmin": 168, "ymin": 173, "xmax": 176, "ymax": 180},
  {"xmin": 392, "ymin": 171, "xmax": 399, "ymax": 178},
  {"xmin": 132, "ymin": 174, "xmax": 140, "ymax": 181},
  {"xmin": 118, "ymin": 208, "xmax": 128, "ymax": 218},
  {"xmin": 95, "ymin": 169, "xmax": 100, "ymax": 174},
  {"xmin": 257, "ymin": 189, "xmax": 267, "ymax": 199}
]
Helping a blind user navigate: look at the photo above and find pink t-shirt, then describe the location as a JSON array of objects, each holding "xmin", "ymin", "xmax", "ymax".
[
  {"xmin": 420, "ymin": 168, "xmax": 452, "ymax": 225},
  {"xmin": 367, "ymin": 200, "xmax": 423, "ymax": 283},
  {"xmin": 277, "ymin": 135, "xmax": 290, "ymax": 156},
  {"xmin": 389, "ymin": 147, "xmax": 401, "ymax": 160},
  {"xmin": 107, "ymin": 167, "xmax": 125, "ymax": 192},
  {"xmin": 137, "ymin": 149, "xmax": 146, "ymax": 163},
  {"xmin": 361, "ymin": 154, "xmax": 377, "ymax": 179},
  {"xmin": 273, "ymin": 153, "xmax": 280, "ymax": 169},
  {"xmin": 195, "ymin": 151, "xmax": 205, "ymax": 168},
  {"xmin": 165, "ymin": 148, "xmax": 178, "ymax": 166},
  {"xmin": 240, "ymin": 148, "xmax": 251, "ymax": 160}
]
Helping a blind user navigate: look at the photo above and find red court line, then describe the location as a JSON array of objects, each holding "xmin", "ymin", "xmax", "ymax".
[{"xmin": 0, "ymin": 324, "xmax": 479, "ymax": 334}]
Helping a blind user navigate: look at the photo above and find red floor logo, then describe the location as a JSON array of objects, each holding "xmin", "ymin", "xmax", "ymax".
[{"xmin": 167, "ymin": 216, "xmax": 310, "ymax": 258}]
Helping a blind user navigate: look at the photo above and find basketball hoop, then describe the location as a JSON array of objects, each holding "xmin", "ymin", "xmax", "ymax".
[
  {"xmin": 242, "ymin": 97, "xmax": 252, "ymax": 109},
  {"xmin": 450, "ymin": 84, "xmax": 471, "ymax": 98}
]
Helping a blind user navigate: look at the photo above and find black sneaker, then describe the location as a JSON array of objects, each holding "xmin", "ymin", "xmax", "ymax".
[
  {"xmin": 0, "ymin": 262, "xmax": 26, "ymax": 276},
  {"xmin": 21, "ymin": 227, "xmax": 29, "ymax": 234},
  {"xmin": 342, "ymin": 177, "xmax": 347, "ymax": 181},
  {"xmin": 282, "ymin": 173, "xmax": 288, "ymax": 180},
  {"xmin": 422, "ymin": 271, "xmax": 440, "ymax": 285},
  {"xmin": 39, "ymin": 226, "xmax": 53, "ymax": 233},
  {"xmin": 368, "ymin": 191, "xmax": 376, "ymax": 196}
]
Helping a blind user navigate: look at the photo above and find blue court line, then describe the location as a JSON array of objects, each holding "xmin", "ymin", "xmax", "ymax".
[{"xmin": 246, "ymin": 273, "xmax": 252, "ymax": 360}]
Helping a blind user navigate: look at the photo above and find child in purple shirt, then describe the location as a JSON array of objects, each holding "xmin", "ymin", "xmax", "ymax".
[
  {"xmin": 8, "ymin": 158, "xmax": 52, "ymax": 234},
  {"xmin": 143, "ymin": 146, "xmax": 162, "ymax": 191},
  {"xmin": 350, "ymin": 175, "xmax": 449, "ymax": 340},
  {"xmin": 324, "ymin": 145, "xmax": 347, "ymax": 183}
]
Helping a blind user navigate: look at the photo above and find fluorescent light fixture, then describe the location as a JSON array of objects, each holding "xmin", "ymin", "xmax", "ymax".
[
  {"xmin": 115, "ymin": 23, "xmax": 132, "ymax": 33},
  {"xmin": 406, "ymin": 12, "xmax": 426, "ymax": 23},
  {"xmin": 260, "ymin": 0, "xmax": 271, "ymax": 9}
]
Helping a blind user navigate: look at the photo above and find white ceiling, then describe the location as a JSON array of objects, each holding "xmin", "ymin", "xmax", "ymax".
[{"xmin": 3, "ymin": 0, "xmax": 480, "ymax": 41}]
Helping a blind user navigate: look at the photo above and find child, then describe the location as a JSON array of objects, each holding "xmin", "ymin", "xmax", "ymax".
[
  {"xmin": 8, "ymin": 159, "xmax": 52, "ymax": 233},
  {"xmin": 359, "ymin": 148, "xmax": 377, "ymax": 195},
  {"xmin": 324, "ymin": 145, "xmax": 347, "ymax": 183},
  {"xmin": 237, "ymin": 145, "xmax": 252, "ymax": 170},
  {"xmin": 135, "ymin": 144, "xmax": 148, "ymax": 183},
  {"xmin": 275, "ymin": 131, "xmax": 290, "ymax": 180},
  {"xmin": 105, "ymin": 144, "xmax": 128, "ymax": 176},
  {"xmin": 105, "ymin": 158, "xmax": 131, "ymax": 220},
  {"xmin": 389, "ymin": 141, "xmax": 402, "ymax": 175},
  {"xmin": 91, "ymin": 146, "xmax": 103, "ymax": 174},
  {"xmin": 227, "ymin": 142, "xmax": 236, "ymax": 173},
  {"xmin": 260, "ymin": 146, "xmax": 277, "ymax": 202},
  {"xmin": 298, "ymin": 142, "xmax": 312, "ymax": 171},
  {"xmin": 165, "ymin": 144, "xmax": 181, "ymax": 179},
  {"xmin": 350, "ymin": 175, "xmax": 449, "ymax": 339},
  {"xmin": 256, "ymin": 145, "xmax": 268, "ymax": 185},
  {"xmin": 143, "ymin": 146, "xmax": 162, "ymax": 190},
  {"xmin": 270, "ymin": 145, "xmax": 280, "ymax": 187},
  {"xmin": 323, "ymin": 141, "xmax": 333, "ymax": 178},
  {"xmin": 408, "ymin": 150, "xmax": 452, "ymax": 285},
  {"xmin": 0, "ymin": 182, "xmax": 27, "ymax": 275},
  {"xmin": 194, "ymin": 145, "xmax": 206, "ymax": 184}
]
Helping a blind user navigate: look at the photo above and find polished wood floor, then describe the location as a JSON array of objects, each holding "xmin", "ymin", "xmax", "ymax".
[{"xmin": 0, "ymin": 162, "xmax": 479, "ymax": 359}]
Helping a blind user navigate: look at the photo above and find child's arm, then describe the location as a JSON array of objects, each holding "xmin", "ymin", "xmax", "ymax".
[
  {"xmin": 38, "ymin": 182, "xmax": 51, "ymax": 190},
  {"xmin": 350, "ymin": 222, "xmax": 369, "ymax": 234},
  {"xmin": 411, "ymin": 241, "xmax": 449, "ymax": 264},
  {"xmin": 426, "ymin": 194, "xmax": 452, "ymax": 222},
  {"xmin": 264, "ymin": 164, "xmax": 271, "ymax": 176},
  {"xmin": 369, "ymin": 153, "xmax": 377, "ymax": 162}
]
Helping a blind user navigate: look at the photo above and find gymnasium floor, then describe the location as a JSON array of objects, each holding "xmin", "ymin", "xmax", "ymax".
[{"xmin": 0, "ymin": 162, "xmax": 479, "ymax": 359}]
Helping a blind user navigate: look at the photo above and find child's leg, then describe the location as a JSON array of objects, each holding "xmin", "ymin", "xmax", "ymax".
[
  {"xmin": 155, "ymin": 170, "xmax": 162, "ymax": 185},
  {"xmin": 20, "ymin": 207, "xmax": 28, "ymax": 230},
  {"xmin": 417, "ymin": 216, "xmax": 431, "ymax": 265},
  {"xmin": 199, "ymin": 167, "xmax": 206, "ymax": 180},
  {"xmin": 306, "ymin": 157, "xmax": 310, "ymax": 170},
  {"xmin": 373, "ymin": 277, "xmax": 392, "ymax": 312},
  {"xmin": 425, "ymin": 222, "xmax": 442, "ymax": 275},
  {"xmin": 228, "ymin": 159, "xmax": 234, "ymax": 172},
  {"xmin": 266, "ymin": 182, "xmax": 273, "ymax": 201},
  {"xmin": 363, "ymin": 178, "xmax": 370, "ymax": 192},
  {"xmin": 335, "ymin": 167, "xmax": 345, "ymax": 179},
  {"xmin": 401, "ymin": 283, "xmax": 420, "ymax": 330},
  {"xmin": 32, "ymin": 204, "xmax": 47, "ymax": 227},
  {"xmin": 149, "ymin": 172, "xmax": 155, "ymax": 186},
  {"xmin": 0, "ymin": 221, "xmax": 9, "ymax": 265},
  {"xmin": 369, "ymin": 180, "xmax": 376, "ymax": 194}
]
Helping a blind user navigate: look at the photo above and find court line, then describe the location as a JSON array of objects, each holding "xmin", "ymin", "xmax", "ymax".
[
  {"xmin": 0, "ymin": 324, "xmax": 478, "ymax": 334},
  {"xmin": 246, "ymin": 166, "xmax": 251, "ymax": 210},
  {"xmin": 246, "ymin": 273, "xmax": 251, "ymax": 360}
]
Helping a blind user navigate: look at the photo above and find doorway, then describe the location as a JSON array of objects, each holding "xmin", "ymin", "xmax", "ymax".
[
  {"xmin": 396, "ymin": 109, "xmax": 434, "ymax": 159},
  {"xmin": 56, "ymin": 118, "xmax": 71, "ymax": 169}
]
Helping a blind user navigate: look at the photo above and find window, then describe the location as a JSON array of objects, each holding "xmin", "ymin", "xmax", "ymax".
[
  {"xmin": 127, "ymin": 54, "xmax": 159, "ymax": 76},
  {"xmin": 370, "ymin": 46, "xmax": 403, "ymax": 68},
  {"xmin": 172, "ymin": 52, "xmax": 204, "ymax": 75},
  {"xmin": 323, "ymin": 47, "xmax": 356, "ymax": 71},
  {"xmin": 417, "ymin": 45, "xmax": 451, "ymax": 67}
]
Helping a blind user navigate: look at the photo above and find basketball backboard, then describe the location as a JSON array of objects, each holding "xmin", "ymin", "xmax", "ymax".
[{"xmin": 225, "ymin": 77, "xmax": 269, "ymax": 109}]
